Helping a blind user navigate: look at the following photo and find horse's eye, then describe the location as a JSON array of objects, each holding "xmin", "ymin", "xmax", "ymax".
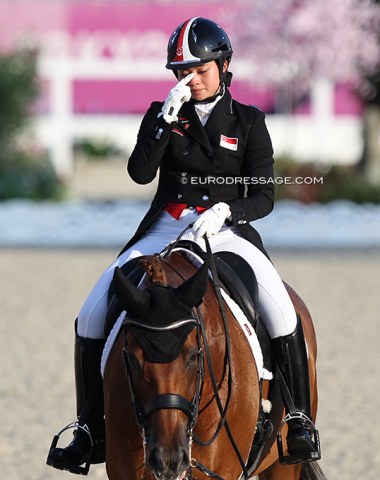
[
  {"xmin": 128, "ymin": 353, "xmax": 142, "ymax": 375},
  {"xmin": 186, "ymin": 350, "xmax": 198, "ymax": 368}
]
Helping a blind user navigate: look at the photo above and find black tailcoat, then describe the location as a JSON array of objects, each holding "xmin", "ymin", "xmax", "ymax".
[{"xmin": 120, "ymin": 89, "xmax": 274, "ymax": 257}]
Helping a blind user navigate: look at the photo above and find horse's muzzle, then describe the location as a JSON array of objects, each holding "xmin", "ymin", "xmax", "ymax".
[{"xmin": 148, "ymin": 445, "xmax": 189, "ymax": 480}]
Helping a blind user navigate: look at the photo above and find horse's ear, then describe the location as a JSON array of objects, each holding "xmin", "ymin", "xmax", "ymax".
[
  {"xmin": 113, "ymin": 267, "xmax": 150, "ymax": 316},
  {"xmin": 175, "ymin": 262, "xmax": 209, "ymax": 308}
]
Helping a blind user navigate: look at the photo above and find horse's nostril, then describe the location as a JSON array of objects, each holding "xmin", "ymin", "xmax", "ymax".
[
  {"xmin": 148, "ymin": 447, "xmax": 163, "ymax": 471},
  {"xmin": 176, "ymin": 447, "xmax": 189, "ymax": 468}
]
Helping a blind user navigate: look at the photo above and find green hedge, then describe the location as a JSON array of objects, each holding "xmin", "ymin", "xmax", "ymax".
[
  {"xmin": 0, "ymin": 151, "xmax": 64, "ymax": 200},
  {"xmin": 0, "ymin": 48, "xmax": 64, "ymax": 200}
]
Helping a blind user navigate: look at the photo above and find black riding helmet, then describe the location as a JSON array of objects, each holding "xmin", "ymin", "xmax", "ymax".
[{"xmin": 166, "ymin": 17, "xmax": 233, "ymax": 86}]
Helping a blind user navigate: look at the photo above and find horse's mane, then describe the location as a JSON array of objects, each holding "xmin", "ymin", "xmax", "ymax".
[
  {"xmin": 140, "ymin": 256, "xmax": 166, "ymax": 285},
  {"xmin": 139, "ymin": 252, "xmax": 201, "ymax": 289}
]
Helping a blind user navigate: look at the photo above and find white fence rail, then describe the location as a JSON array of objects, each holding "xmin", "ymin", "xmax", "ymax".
[{"xmin": 35, "ymin": 57, "xmax": 363, "ymax": 177}]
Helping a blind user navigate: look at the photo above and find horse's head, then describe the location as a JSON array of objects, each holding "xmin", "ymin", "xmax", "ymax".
[{"xmin": 113, "ymin": 258, "xmax": 209, "ymax": 480}]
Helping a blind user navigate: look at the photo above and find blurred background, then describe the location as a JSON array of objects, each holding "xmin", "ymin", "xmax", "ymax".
[
  {"xmin": 1, "ymin": 0, "xmax": 380, "ymax": 246},
  {"xmin": 1, "ymin": 1, "xmax": 380, "ymax": 479}
]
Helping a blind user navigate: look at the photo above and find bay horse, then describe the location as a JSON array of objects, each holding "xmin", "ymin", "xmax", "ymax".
[{"xmin": 103, "ymin": 246, "xmax": 325, "ymax": 480}]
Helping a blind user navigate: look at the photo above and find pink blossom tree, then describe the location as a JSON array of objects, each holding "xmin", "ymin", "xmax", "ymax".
[
  {"xmin": 220, "ymin": 0, "xmax": 380, "ymax": 97},
  {"xmin": 219, "ymin": 0, "xmax": 380, "ymax": 181}
]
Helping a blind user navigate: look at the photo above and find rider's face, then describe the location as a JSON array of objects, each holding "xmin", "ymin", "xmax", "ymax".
[{"xmin": 177, "ymin": 61, "xmax": 227, "ymax": 101}]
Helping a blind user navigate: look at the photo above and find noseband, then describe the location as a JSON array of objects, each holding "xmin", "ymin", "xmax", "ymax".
[{"xmin": 122, "ymin": 316, "xmax": 205, "ymax": 440}]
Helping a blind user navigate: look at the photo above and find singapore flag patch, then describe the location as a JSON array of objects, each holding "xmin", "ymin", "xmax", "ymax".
[{"xmin": 220, "ymin": 134, "xmax": 238, "ymax": 151}]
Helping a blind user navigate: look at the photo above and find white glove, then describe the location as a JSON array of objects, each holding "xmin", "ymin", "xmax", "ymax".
[
  {"xmin": 192, "ymin": 202, "xmax": 231, "ymax": 241},
  {"xmin": 160, "ymin": 73, "xmax": 194, "ymax": 124}
]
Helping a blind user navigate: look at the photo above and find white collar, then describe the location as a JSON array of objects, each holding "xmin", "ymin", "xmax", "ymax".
[{"xmin": 193, "ymin": 91, "xmax": 224, "ymax": 126}]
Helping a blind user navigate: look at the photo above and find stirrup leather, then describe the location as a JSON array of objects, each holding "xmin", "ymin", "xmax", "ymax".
[
  {"xmin": 46, "ymin": 422, "xmax": 93, "ymax": 475},
  {"xmin": 277, "ymin": 412, "xmax": 321, "ymax": 465}
]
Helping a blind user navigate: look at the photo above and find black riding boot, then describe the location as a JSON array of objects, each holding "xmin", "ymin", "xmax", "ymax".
[
  {"xmin": 47, "ymin": 327, "xmax": 106, "ymax": 475},
  {"xmin": 271, "ymin": 317, "xmax": 321, "ymax": 465}
]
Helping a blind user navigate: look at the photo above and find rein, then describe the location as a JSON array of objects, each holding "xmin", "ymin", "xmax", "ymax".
[
  {"xmin": 199, "ymin": 236, "xmax": 249, "ymax": 480},
  {"xmin": 160, "ymin": 231, "xmax": 250, "ymax": 480}
]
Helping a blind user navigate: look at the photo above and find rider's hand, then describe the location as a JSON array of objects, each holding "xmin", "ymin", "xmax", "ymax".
[
  {"xmin": 192, "ymin": 202, "xmax": 231, "ymax": 241},
  {"xmin": 160, "ymin": 73, "xmax": 194, "ymax": 124}
]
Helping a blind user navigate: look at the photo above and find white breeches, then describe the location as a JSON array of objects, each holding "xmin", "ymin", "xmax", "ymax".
[{"xmin": 77, "ymin": 209, "xmax": 297, "ymax": 340}]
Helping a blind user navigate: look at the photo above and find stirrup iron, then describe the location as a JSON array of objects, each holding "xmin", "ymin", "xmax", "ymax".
[
  {"xmin": 46, "ymin": 421, "xmax": 93, "ymax": 475},
  {"xmin": 276, "ymin": 412, "xmax": 321, "ymax": 465}
]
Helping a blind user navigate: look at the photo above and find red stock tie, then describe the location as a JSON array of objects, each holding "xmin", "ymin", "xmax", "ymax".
[{"xmin": 164, "ymin": 202, "xmax": 208, "ymax": 220}]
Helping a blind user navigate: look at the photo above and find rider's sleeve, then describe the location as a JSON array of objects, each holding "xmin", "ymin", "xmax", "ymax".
[
  {"xmin": 127, "ymin": 101, "xmax": 171, "ymax": 185},
  {"xmin": 228, "ymin": 109, "xmax": 275, "ymax": 225}
]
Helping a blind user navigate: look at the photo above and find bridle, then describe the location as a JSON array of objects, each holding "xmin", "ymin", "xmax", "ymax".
[{"xmin": 122, "ymin": 315, "xmax": 205, "ymax": 451}]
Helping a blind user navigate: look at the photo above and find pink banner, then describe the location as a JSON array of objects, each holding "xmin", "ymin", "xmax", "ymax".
[{"xmin": 0, "ymin": 1, "xmax": 362, "ymax": 115}]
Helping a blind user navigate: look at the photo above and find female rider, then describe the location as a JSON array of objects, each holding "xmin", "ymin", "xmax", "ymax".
[{"xmin": 47, "ymin": 17, "xmax": 321, "ymax": 474}]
